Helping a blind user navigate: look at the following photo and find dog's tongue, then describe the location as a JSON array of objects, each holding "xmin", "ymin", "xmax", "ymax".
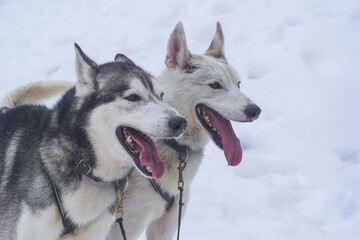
[
  {"xmin": 128, "ymin": 133, "xmax": 165, "ymax": 179},
  {"xmin": 206, "ymin": 108, "xmax": 242, "ymax": 166}
]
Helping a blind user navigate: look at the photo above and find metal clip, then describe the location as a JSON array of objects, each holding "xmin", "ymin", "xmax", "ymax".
[
  {"xmin": 178, "ymin": 161, "xmax": 187, "ymax": 188},
  {"xmin": 77, "ymin": 159, "xmax": 92, "ymax": 175},
  {"xmin": 178, "ymin": 147, "xmax": 188, "ymax": 188},
  {"xmin": 115, "ymin": 188, "xmax": 125, "ymax": 220}
]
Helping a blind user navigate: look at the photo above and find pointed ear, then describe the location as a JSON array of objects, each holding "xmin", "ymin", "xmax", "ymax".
[
  {"xmin": 74, "ymin": 43, "xmax": 99, "ymax": 96},
  {"xmin": 114, "ymin": 53, "xmax": 136, "ymax": 66},
  {"xmin": 165, "ymin": 22, "xmax": 191, "ymax": 69},
  {"xmin": 205, "ymin": 22, "xmax": 225, "ymax": 59}
]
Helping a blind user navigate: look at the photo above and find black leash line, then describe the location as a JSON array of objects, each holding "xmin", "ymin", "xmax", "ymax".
[
  {"xmin": 176, "ymin": 148, "xmax": 188, "ymax": 240},
  {"xmin": 116, "ymin": 217, "xmax": 127, "ymax": 240},
  {"xmin": 115, "ymin": 183, "xmax": 127, "ymax": 240}
]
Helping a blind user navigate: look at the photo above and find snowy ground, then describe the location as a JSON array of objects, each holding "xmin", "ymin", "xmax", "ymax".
[{"xmin": 1, "ymin": 0, "xmax": 360, "ymax": 239}]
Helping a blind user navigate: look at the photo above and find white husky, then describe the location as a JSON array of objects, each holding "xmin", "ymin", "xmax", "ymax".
[{"xmin": 106, "ymin": 22, "xmax": 261, "ymax": 240}]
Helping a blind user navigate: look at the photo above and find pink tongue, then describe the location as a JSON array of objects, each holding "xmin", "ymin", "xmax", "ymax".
[
  {"xmin": 205, "ymin": 108, "xmax": 242, "ymax": 166},
  {"xmin": 128, "ymin": 132, "xmax": 165, "ymax": 179}
]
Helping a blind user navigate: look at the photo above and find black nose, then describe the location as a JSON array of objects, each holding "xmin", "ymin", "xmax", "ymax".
[
  {"xmin": 168, "ymin": 116, "xmax": 187, "ymax": 134},
  {"xmin": 244, "ymin": 104, "xmax": 261, "ymax": 119}
]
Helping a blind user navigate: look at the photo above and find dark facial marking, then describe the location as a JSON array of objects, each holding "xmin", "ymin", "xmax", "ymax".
[{"xmin": 184, "ymin": 62, "xmax": 199, "ymax": 74}]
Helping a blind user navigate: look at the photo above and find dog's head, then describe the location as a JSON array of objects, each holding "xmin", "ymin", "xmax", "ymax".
[
  {"xmin": 73, "ymin": 44, "xmax": 186, "ymax": 180},
  {"xmin": 160, "ymin": 22, "xmax": 261, "ymax": 166}
]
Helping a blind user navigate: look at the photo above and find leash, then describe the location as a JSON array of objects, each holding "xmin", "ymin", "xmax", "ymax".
[
  {"xmin": 115, "ymin": 186, "xmax": 127, "ymax": 240},
  {"xmin": 176, "ymin": 147, "xmax": 188, "ymax": 240},
  {"xmin": 163, "ymin": 139, "xmax": 190, "ymax": 240}
]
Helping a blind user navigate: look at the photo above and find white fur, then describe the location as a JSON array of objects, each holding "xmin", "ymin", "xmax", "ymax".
[
  {"xmin": 16, "ymin": 203, "xmax": 62, "ymax": 240},
  {"xmin": 62, "ymin": 179, "xmax": 116, "ymax": 225}
]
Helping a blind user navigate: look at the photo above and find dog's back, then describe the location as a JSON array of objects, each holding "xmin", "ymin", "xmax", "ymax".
[{"xmin": 0, "ymin": 105, "xmax": 53, "ymax": 239}]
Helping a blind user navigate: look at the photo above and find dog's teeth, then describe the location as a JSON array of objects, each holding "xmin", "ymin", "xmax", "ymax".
[
  {"xmin": 145, "ymin": 167, "xmax": 152, "ymax": 173},
  {"xmin": 204, "ymin": 115, "xmax": 212, "ymax": 127},
  {"xmin": 126, "ymin": 136, "xmax": 133, "ymax": 143},
  {"xmin": 134, "ymin": 149, "xmax": 139, "ymax": 155}
]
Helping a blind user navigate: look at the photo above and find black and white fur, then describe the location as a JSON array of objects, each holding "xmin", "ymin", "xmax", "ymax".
[{"xmin": 0, "ymin": 44, "xmax": 185, "ymax": 240}]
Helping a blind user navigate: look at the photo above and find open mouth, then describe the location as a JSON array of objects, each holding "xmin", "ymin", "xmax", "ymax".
[
  {"xmin": 116, "ymin": 127, "xmax": 165, "ymax": 179},
  {"xmin": 195, "ymin": 104, "xmax": 242, "ymax": 166}
]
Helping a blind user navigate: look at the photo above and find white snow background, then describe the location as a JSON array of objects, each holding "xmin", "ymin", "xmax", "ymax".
[{"xmin": 1, "ymin": 0, "xmax": 360, "ymax": 239}]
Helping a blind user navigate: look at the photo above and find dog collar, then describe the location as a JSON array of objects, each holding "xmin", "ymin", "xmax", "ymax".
[{"xmin": 163, "ymin": 139, "xmax": 191, "ymax": 155}]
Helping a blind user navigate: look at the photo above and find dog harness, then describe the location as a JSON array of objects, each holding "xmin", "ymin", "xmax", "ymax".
[{"xmin": 49, "ymin": 158, "xmax": 131, "ymax": 236}]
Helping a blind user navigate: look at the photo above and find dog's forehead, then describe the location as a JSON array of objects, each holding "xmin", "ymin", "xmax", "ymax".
[
  {"xmin": 128, "ymin": 76, "xmax": 161, "ymax": 96},
  {"xmin": 97, "ymin": 62, "xmax": 159, "ymax": 94},
  {"xmin": 192, "ymin": 55, "xmax": 240, "ymax": 84}
]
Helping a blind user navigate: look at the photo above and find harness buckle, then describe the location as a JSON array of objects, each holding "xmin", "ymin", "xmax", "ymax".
[{"xmin": 77, "ymin": 159, "xmax": 92, "ymax": 176}]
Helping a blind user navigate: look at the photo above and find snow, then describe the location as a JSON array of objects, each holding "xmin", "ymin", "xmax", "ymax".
[{"xmin": 1, "ymin": 0, "xmax": 360, "ymax": 239}]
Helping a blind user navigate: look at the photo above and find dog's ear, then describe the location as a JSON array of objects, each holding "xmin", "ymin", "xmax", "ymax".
[
  {"xmin": 205, "ymin": 22, "xmax": 225, "ymax": 59},
  {"xmin": 165, "ymin": 22, "xmax": 191, "ymax": 70},
  {"xmin": 74, "ymin": 43, "xmax": 99, "ymax": 96},
  {"xmin": 115, "ymin": 54, "xmax": 136, "ymax": 66}
]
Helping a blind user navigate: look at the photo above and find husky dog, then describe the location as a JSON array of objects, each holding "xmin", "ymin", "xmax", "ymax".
[
  {"xmin": 0, "ymin": 44, "xmax": 186, "ymax": 240},
  {"xmin": 106, "ymin": 22, "xmax": 261, "ymax": 240}
]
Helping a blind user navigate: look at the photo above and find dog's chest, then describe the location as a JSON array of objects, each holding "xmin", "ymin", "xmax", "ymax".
[{"xmin": 62, "ymin": 180, "xmax": 117, "ymax": 225}]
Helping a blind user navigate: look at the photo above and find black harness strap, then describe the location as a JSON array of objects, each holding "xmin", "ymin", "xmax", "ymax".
[
  {"xmin": 148, "ymin": 179, "xmax": 175, "ymax": 211},
  {"xmin": 51, "ymin": 180, "xmax": 77, "ymax": 235},
  {"xmin": 51, "ymin": 158, "xmax": 130, "ymax": 236}
]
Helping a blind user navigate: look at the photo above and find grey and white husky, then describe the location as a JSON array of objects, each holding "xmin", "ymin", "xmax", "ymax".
[
  {"xmin": 3, "ymin": 22, "xmax": 261, "ymax": 240},
  {"xmin": 0, "ymin": 44, "xmax": 186, "ymax": 240}
]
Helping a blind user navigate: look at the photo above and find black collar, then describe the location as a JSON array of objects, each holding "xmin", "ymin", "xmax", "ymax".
[{"xmin": 163, "ymin": 139, "xmax": 191, "ymax": 154}]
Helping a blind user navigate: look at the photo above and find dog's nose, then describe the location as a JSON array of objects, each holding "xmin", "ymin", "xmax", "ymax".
[
  {"xmin": 168, "ymin": 116, "xmax": 187, "ymax": 135},
  {"xmin": 244, "ymin": 104, "xmax": 261, "ymax": 120}
]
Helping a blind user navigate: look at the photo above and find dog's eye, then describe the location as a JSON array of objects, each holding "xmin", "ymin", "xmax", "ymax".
[
  {"xmin": 125, "ymin": 94, "xmax": 141, "ymax": 102},
  {"xmin": 209, "ymin": 82, "xmax": 222, "ymax": 89},
  {"xmin": 237, "ymin": 81, "xmax": 241, "ymax": 88},
  {"xmin": 160, "ymin": 92, "xmax": 164, "ymax": 100}
]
